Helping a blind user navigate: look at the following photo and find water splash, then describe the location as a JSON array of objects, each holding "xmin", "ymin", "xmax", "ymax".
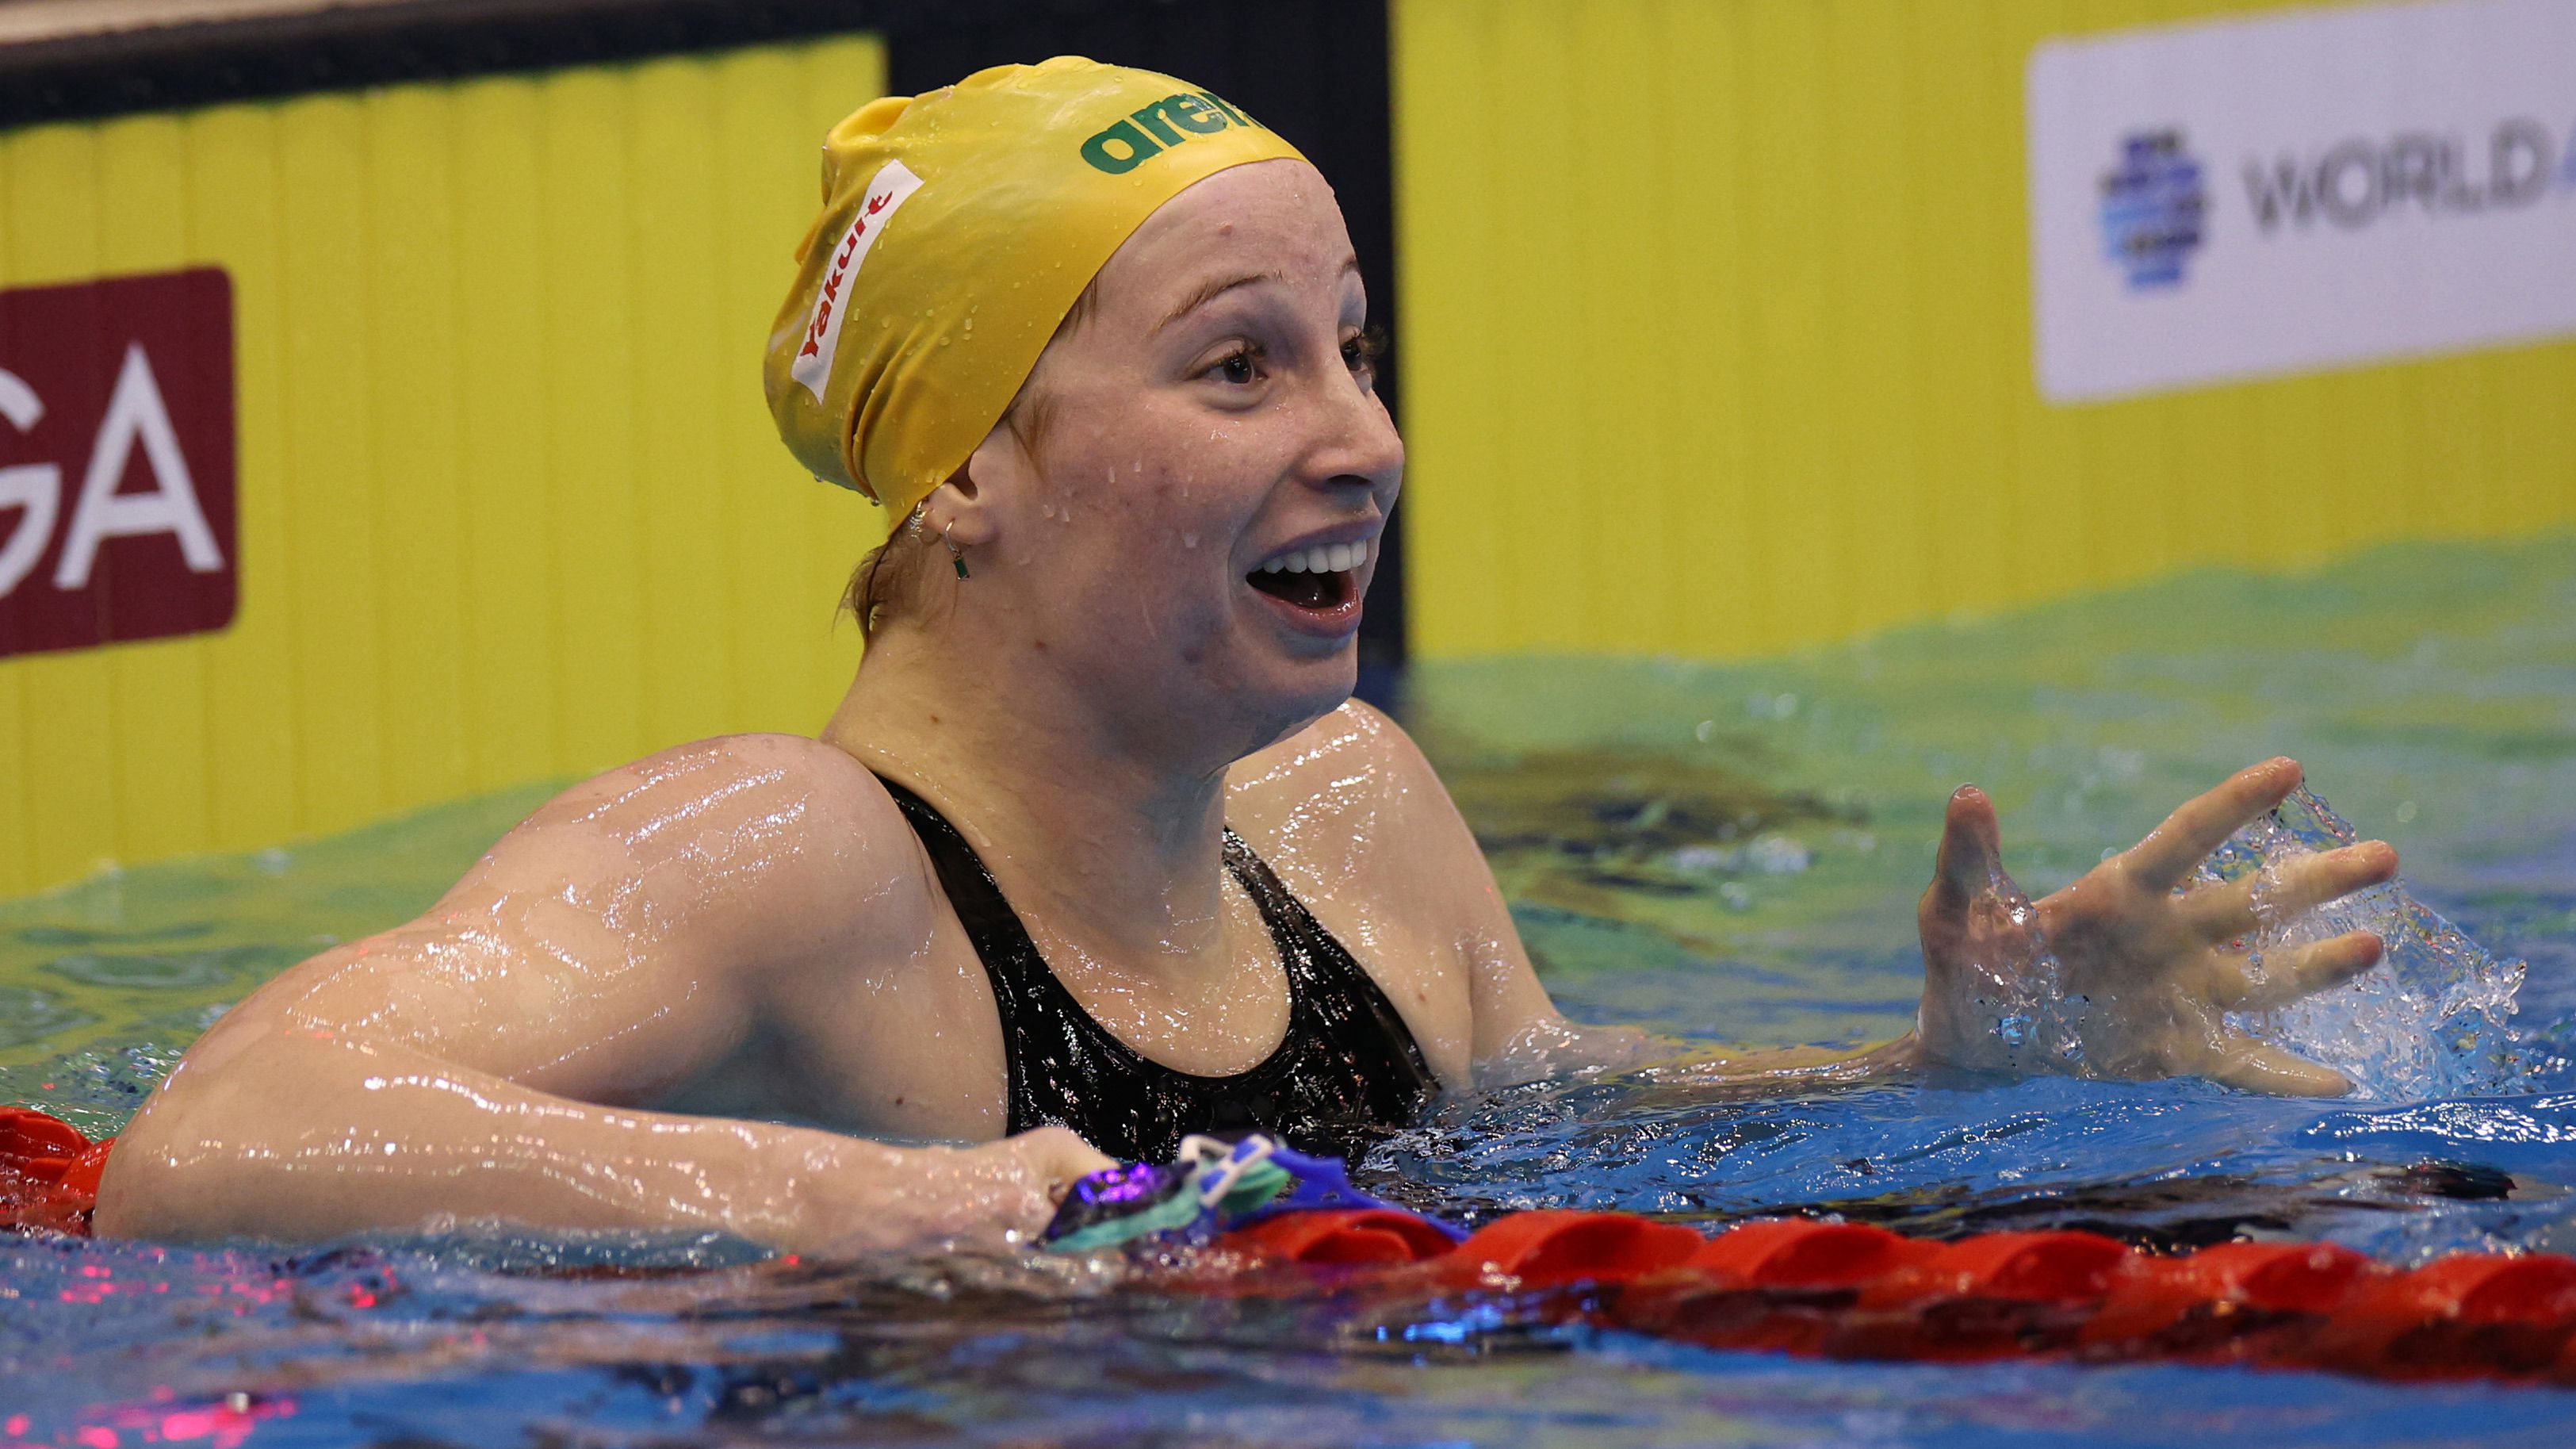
[
  {"xmin": 1916, "ymin": 859, "xmax": 2092, "ymax": 1079},
  {"xmin": 1927, "ymin": 784, "xmax": 2529, "ymax": 1101},
  {"xmin": 2202, "ymin": 785, "xmax": 2528, "ymax": 1100}
]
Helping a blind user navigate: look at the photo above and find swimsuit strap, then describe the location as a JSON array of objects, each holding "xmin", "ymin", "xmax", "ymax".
[{"xmin": 873, "ymin": 772, "xmax": 1437, "ymax": 1163}]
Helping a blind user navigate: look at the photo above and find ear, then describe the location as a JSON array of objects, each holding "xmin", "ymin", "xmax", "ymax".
[{"xmin": 944, "ymin": 416, "xmax": 1035, "ymax": 549}]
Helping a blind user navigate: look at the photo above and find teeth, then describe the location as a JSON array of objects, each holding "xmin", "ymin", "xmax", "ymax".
[{"xmin": 1254, "ymin": 538, "xmax": 1374, "ymax": 576}]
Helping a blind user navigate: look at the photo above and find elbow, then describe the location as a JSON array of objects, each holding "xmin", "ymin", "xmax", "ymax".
[
  {"xmin": 90, "ymin": 1045, "xmax": 263, "ymax": 1241},
  {"xmin": 90, "ymin": 1077, "xmax": 228, "ymax": 1240},
  {"xmin": 89, "ymin": 1015, "xmax": 365, "ymax": 1242}
]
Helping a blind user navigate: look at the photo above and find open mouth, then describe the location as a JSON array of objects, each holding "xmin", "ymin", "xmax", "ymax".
[{"xmin": 1246, "ymin": 539, "xmax": 1367, "ymax": 614}]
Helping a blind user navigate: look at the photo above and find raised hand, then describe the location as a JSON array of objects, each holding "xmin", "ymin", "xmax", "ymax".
[{"xmin": 1914, "ymin": 758, "xmax": 2397, "ymax": 1095}]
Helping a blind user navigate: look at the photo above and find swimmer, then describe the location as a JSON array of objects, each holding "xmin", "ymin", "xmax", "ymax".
[{"xmin": 90, "ymin": 59, "xmax": 2401, "ymax": 1256}]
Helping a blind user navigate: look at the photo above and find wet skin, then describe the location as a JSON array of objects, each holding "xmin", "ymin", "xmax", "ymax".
[{"xmin": 93, "ymin": 162, "xmax": 2399, "ymax": 1256}]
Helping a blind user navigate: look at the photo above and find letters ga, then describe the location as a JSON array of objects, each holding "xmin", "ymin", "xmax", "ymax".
[
  {"xmin": 0, "ymin": 343, "xmax": 224, "ymax": 602},
  {"xmin": 0, "ymin": 266, "xmax": 235, "ymax": 657}
]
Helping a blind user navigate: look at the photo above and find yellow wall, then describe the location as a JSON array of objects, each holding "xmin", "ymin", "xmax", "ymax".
[
  {"xmin": 1391, "ymin": 0, "xmax": 2576, "ymax": 659},
  {"xmin": 0, "ymin": 34, "xmax": 887, "ymax": 899},
  {"xmin": 12, "ymin": 3, "xmax": 2576, "ymax": 895}
]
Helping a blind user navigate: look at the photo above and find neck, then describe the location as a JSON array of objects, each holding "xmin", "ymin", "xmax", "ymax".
[{"xmin": 825, "ymin": 623, "xmax": 1240, "ymax": 967}]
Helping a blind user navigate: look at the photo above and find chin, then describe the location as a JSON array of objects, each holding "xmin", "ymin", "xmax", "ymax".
[
  {"xmin": 1188, "ymin": 643, "xmax": 1355, "ymax": 758},
  {"xmin": 1250, "ymin": 649, "xmax": 1360, "ymax": 744}
]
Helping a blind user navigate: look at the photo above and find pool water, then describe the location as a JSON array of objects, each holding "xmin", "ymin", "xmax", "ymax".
[{"xmin": 5, "ymin": 535, "xmax": 2575, "ymax": 1446}]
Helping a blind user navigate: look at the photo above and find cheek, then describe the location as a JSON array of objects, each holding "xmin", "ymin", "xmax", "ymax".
[
  {"xmin": 1133, "ymin": 462, "xmax": 1253, "ymax": 557},
  {"xmin": 1026, "ymin": 405, "xmax": 1281, "ymax": 622}
]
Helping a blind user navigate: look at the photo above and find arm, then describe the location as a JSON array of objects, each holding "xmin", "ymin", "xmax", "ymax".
[
  {"xmin": 1335, "ymin": 703, "xmax": 1906, "ymax": 1090},
  {"xmin": 1372, "ymin": 712, "xmax": 2388, "ymax": 1098},
  {"xmin": 94, "ymin": 736, "xmax": 1108, "ymax": 1252}
]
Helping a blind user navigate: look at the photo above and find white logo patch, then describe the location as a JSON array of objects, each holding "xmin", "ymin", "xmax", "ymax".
[{"xmin": 791, "ymin": 159, "xmax": 924, "ymax": 402}]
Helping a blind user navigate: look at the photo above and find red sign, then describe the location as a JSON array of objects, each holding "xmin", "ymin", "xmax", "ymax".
[{"xmin": 0, "ymin": 268, "xmax": 237, "ymax": 660}]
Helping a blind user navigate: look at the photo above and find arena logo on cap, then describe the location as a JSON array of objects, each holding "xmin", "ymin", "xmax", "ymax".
[
  {"xmin": 1079, "ymin": 92, "xmax": 1260, "ymax": 174},
  {"xmin": 791, "ymin": 159, "xmax": 924, "ymax": 403}
]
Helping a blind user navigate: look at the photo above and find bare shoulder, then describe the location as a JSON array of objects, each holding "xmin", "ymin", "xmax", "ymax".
[
  {"xmin": 464, "ymin": 732, "xmax": 939, "ymax": 966},
  {"xmin": 1228, "ymin": 698, "xmax": 1435, "ymax": 815},
  {"xmin": 526, "ymin": 731, "xmax": 892, "ymax": 834},
  {"xmin": 1226, "ymin": 700, "xmax": 1467, "ymax": 888}
]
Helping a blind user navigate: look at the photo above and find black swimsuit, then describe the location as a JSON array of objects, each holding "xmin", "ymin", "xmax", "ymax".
[{"xmin": 875, "ymin": 775, "xmax": 1438, "ymax": 1163}]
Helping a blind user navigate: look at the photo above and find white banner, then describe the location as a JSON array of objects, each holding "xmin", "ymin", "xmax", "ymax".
[{"xmin": 2028, "ymin": 0, "xmax": 2576, "ymax": 404}]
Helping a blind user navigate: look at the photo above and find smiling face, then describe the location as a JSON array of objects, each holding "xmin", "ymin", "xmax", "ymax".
[{"xmin": 946, "ymin": 159, "xmax": 1403, "ymax": 762}]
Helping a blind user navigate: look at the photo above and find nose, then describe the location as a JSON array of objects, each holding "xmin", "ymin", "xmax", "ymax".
[{"xmin": 1304, "ymin": 358, "xmax": 1405, "ymax": 511}]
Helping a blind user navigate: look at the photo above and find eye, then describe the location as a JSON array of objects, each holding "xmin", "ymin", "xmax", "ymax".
[
  {"xmin": 1206, "ymin": 345, "xmax": 1262, "ymax": 385},
  {"xmin": 1341, "ymin": 326, "xmax": 1386, "ymax": 376}
]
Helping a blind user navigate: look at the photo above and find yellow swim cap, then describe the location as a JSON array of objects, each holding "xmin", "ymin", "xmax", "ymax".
[{"xmin": 764, "ymin": 57, "xmax": 1308, "ymax": 528}]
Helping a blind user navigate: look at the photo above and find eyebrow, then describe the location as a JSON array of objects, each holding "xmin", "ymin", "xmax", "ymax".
[{"xmin": 1154, "ymin": 255, "xmax": 1362, "ymax": 334}]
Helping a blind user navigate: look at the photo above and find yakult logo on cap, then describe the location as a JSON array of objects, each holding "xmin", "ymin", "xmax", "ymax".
[{"xmin": 792, "ymin": 159, "xmax": 924, "ymax": 403}]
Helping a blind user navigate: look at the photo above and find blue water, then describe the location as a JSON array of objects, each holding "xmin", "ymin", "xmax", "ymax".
[{"xmin": 5, "ymin": 537, "xmax": 2575, "ymax": 1445}]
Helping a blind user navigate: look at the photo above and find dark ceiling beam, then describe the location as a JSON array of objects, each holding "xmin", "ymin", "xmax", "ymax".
[{"xmin": 0, "ymin": 0, "xmax": 900, "ymax": 128}]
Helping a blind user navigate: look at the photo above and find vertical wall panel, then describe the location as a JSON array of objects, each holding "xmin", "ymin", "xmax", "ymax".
[
  {"xmin": 539, "ymin": 71, "xmax": 645, "ymax": 775},
  {"xmin": 187, "ymin": 103, "xmax": 301, "ymax": 859},
  {"xmin": 1826, "ymin": 0, "xmax": 1927, "ymax": 641},
  {"xmin": 451, "ymin": 76, "xmax": 561, "ymax": 795},
  {"xmin": 0, "ymin": 33, "xmax": 886, "ymax": 898},
  {"xmin": 368, "ymin": 84, "xmax": 473, "ymax": 815},
  {"xmin": 714, "ymin": 45, "xmax": 822, "ymax": 734},
  {"xmin": 1394, "ymin": 0, "xmax": 2576, "ymax": 660},
  {"xmin": 1654, "ymin": 1, "xmax": 1759, "ymax": 657},
  {"xmin": 6, "ymin": 125, "xmax": 123, "ymax": 884},
  {"xmin": 276, "ymin": 93, "xmax": 389, "ymax": 832},
  {"xmin": 95, "ymin": 113, "xmax": 218, "ymax": 868},
  {"xmin": 630, "ymin": 57, "xmax": 734, "ymax": 754}
]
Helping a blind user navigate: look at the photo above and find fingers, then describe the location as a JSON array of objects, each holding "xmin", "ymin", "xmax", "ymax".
[
  {"xmin": 2208, "ymin": 1035, "xmax": 2353, "ymax": 1096},
  {"xmin": 1927, "ymin": 785, "xmax": 2004, "ymax": 914},
  {"xmin": 2126, "ymin": 757, "xmax": 2302, "ymax": 891},
  {"xmin": 1015, "ymin": 1125, "xmax": 1117, "ymax": 1204},
  {"xmin": 2182, "ymin": 840, "xmax": 2399, "ymax": 939},
  {"xmin": 2209, "ymin": 929, "xmax": 2384, "ymax": 1011}
]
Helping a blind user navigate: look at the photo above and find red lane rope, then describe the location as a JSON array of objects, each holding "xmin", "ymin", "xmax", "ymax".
[
  {"xmin": 1215, "ymin": 1206, "xmax": 2576, "ymax": 1384},
  {"xmin": 13, "ymin": 1105, "xmax": 2573, "ymax": 1386},
  {"xmin": 0, "ymin": 1106, "xmax": 114, "ymax": 1236}
]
